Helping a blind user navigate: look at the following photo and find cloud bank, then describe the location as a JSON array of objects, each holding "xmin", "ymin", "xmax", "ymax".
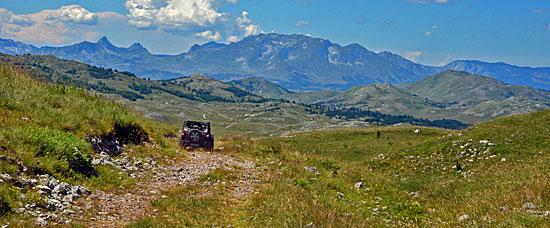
[{"xmin": 0, "ymin": 0, "xmax": 263, "ymax": 49}]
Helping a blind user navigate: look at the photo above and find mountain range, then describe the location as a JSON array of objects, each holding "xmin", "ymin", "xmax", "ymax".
[{"xmin": 1, "ymin": 33, "xmax": 550, "ymax": 91}]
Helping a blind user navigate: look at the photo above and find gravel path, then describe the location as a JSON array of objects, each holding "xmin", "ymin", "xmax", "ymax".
[{"xmin": 80, "ymin": 151, "xmax": 256, "ymax": 227}]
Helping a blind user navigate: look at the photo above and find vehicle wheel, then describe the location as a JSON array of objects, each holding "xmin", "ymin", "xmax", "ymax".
[{"xmin": 189, "ymin": 130, "xmax": 202, "ymax": 143}]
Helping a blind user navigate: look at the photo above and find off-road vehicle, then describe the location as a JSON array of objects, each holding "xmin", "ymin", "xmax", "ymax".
[{"xmin": 179, "ymin": 121, "xmax": 214, "ymax": 150}]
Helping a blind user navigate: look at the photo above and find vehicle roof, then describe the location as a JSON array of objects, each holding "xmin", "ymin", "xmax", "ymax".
[{"xmin": 184, "ymin": 121, "xmax": 210, "ymax": 125}]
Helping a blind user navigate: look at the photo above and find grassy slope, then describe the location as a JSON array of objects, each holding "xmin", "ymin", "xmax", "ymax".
[
  {"xmin": 131, "ymin": 110, "xmax": 550, "ymax": 227},
  {"xmin": 403, "ymin": 70, "xmax": 550, "ymax": 106},
  {"xmin": 0, "ymin": 66, "xmax": 179, "ymax": 226},
  {"xmin": 229, "ymin": 77, "xmax": 294, "ymax": 99},
  {"xmin": 0, "ymin": 54, "xmax": 344, "ymax": 137}
]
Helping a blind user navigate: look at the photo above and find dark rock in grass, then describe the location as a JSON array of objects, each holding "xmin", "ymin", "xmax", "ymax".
[{"xmin": 354, "ymin": 182, "xmax": 365, "ymax": 189}]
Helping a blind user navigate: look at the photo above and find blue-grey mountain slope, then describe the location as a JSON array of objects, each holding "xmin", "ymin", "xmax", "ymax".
[{"xmin": 1, "ymin": 33, "xmax": 549, "ymax": 91}]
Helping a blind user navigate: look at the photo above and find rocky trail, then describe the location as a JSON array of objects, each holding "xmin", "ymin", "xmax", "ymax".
[
  {"xmin": 1, "ymin": 149, "xmax": 259, "ymax": 227},
  {"xmin": 81, "ymin": 151, "xmax": 258, "ymax": 227}
]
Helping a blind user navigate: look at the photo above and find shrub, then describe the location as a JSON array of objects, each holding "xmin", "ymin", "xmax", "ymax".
[{"xmin": 0, "ymin": 196, "xmax": 9, "ymax": 217}]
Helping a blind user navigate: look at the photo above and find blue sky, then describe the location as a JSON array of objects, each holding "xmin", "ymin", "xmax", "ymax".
[{"xmin": 0, "ymin": 0, "xmax": 549, "ymax": 67}]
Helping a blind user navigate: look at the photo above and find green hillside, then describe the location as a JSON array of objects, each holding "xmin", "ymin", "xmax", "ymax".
[
  {"xmin": 403, "ymin": 70, "xmax": 550, "ymax": 106},
  {"xmin": 319, "ymin": 83, "xmax": 442, "ymax": 114},
  {"xmin": 0, "ymin": 66, "xmax": 178, "ymax": 226},
  {"xmin": 0, "ymin": 54, "xmax": 346, "ymax": 137},
  {"xmin": 229, "ymin": 77, "xmax": 294, "ymax": 99}
]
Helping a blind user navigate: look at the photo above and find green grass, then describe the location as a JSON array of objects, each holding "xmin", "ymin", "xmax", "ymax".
[
  {"xmin": 143, "ymin": 110, "xmax": 550, "ymax": 227},
  {"xmin": 3, "ymin": 62, "xmax": 550, "ymax": 227},
  {"xmin": 0, "ymin": 66, "xmax": 178, "ymax": 223}
]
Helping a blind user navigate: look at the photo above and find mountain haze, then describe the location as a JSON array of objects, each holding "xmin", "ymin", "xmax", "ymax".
[{"xmin": 2, "ymin": 33, "xmax": 549, "ymax": 91}]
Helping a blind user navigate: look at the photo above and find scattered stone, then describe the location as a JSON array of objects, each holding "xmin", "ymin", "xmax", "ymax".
[
  {"xmin": 46, "ymin": 199, "xmax": 61, "ymax": 211},
  {"xmin": 306, "ymin": 222, "xmax": 315, "ymax": 227},
  {"xmin": 13, "ymin": 207, "xmax": 25, "ymax": 214},
  {"xmin": 522, "ymin": 202, "xmax": 537, "ymax": 209},
  {"xmin": 36, "ymin": 217, "xmax": 48, "ymax": 226},
  {"xmin": 501, "ymin": 158, "xmax": 506, "ymax": 162},
  {"xmin": 337, "ymin": 192, "xmax": 345, "ymax": 198},
  {"xmin": 63, "ymin": 209, "xmax": 77, "ymax": 215},
  {"xmin": 413, "ymin": 129, "xmax": 420, "ymax": 134},
  {"xmin": 499, "ymin": 206, "xmax": 508, "ymax": 211},
  {"xmin": 37, "ymin": 185, "xmax": 51, "ymax": 194},
  {"xmin": 354, "ymin": 182, "xmax": 365, "ymax": 189},
  {"xmin": 409, "ymin": 192, "xmax": 420, "ymax": 198},
  {"xmin": 0, "ymin": 155, "xmax": 6, "ymax": 160},
  {"xmin": 304, "ymin": 166, "xmax": 320, "ymax": 175},
  {"xmin": 0, "ymin": 174, "xmax": 11, "ymax": 182},
  {"xmin": 47, "ymin": 179, "xmax": 59, "ymax": 190},
  {"xmin": 457, "ymin": 214, "xmax": 470, "ymax": 222},
  {"xmin": 479, "ymin": 140, "xmax": 489, "ymax": 144},
  {"xmin": 1, "ymin": 222, "xmax": 9, "ymax": 228},
  {"xmin": 53, "ymin": 182, "xmax": 71, "ymax": 195}
]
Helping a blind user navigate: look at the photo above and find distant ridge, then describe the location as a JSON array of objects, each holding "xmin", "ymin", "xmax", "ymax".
[{"xmin": 1, "ymin": 33, "xmax": 550, "ymax": 91}]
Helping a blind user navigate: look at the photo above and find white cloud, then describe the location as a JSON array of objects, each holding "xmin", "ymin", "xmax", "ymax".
[
  {"xmin": 296, "ymin": 20, "xmax": 309, "ymax": 27},
  {"xmin": 195, "ymin": 30, "xmax": 221, "ymax": 40},
  {"xmin": 51, "ymin": 5, "xmax": 98, "ymax": 25},
  {"xmin": 435, "ymin": 0, "xmax": 448, "ymax": 3},
  {"xmin": 533, "ymin": 9, "xmax": 550, "ymax": 13},
  {"xmin": 125, "ymin": 0, "xmax": 222, "ymax": 28},
  {"xmin": 0, "ymin": 6, "xmax": 124, "ymax": 45},
  {"xmin": 425, "ymin": 25, "xmax": 438, "ymax": 36},
  {"xmin": 227, "ymin": 0, "xmax": 238, "ymax": 3},
  {"xmin": 226, "ymin": 35, "xmax": 239, "ymax": 42},
  {"xmin": 405, "ymin": 51, "xmax": 422, "ymax": 62},
  {"xmin": 357, "ymin": 17, "xmax": 365, "ymax": 24},
  {"xmin": 0, "ymin": 8, "xmax": 33, "ymax": 26},
  {"xmin": 236, "ymin": 11, "xmax": 262, "ymax": 36},
  {"xmin": 380, "ymin": 19, "xmax": 393, "ymax": 26},
  {"xmin": 439, "ymin": 54, "xmax": 452, "ymax": 66}
]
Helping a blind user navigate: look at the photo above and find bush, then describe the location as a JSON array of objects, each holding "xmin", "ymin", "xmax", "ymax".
[{"xmin": 0, "ymin": 196, "xmax": 9, "ymax": 217}]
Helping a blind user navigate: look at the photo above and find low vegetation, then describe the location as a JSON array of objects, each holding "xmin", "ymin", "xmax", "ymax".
[
  {"xmin": 128, "ymin": 110, "xmax": 550, "ymax": 227},
  {"xmin": 2, "ymin": 59, "xmax": 550, "ymax": 227},
  {"xmin": 0, "ymin": 66, "xmax": 176, "ymax": 225}
]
